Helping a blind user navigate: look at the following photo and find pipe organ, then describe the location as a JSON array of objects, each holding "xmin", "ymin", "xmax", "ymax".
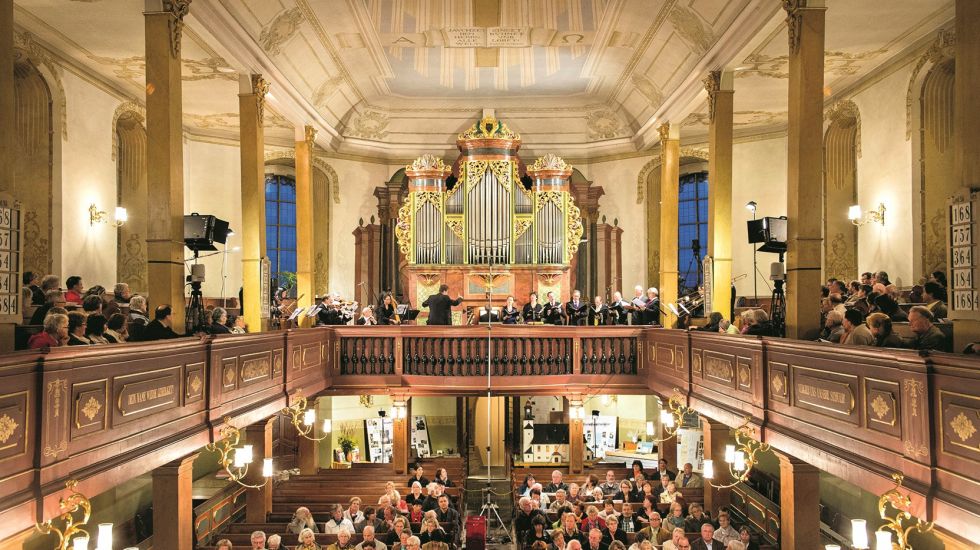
[{"xmin": 396, "ymin": 116, "xmax": 584, "ymax": 267}]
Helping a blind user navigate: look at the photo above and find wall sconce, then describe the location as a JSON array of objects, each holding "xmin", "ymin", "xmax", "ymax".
[
  {"xmin": 205, "ymin": 417, "xmax": 273, "ymax": 489},
  {"xmin": 650, "ymin": 388, "xmax": 689, "ymax": 443},
  {"xmin": 848, "ymin": 203, "xmax": 885, "ymax": 226},
  {"xmin": 851, "ymin": 473, "xmax": 934, "ymax": 549},
  {"xmin": 281, "ymin": 396, "xmax": 331, "ymax": 442},
  {"xmin": 392, "ymin": 401, "xmax": 407, "ymax": 419},
  {"xmin": 569, "ymin": 402, "xmax": 585, "ymax": 420},
  {"xmin": 35, "ymin": 480, "xmax": 114, "ymax": 550},
  {"xmin": 88, "ymin": 204, "xmax": 127, "ymax": 227},
  {"xmin": 703, "ymin": 417, "xmax": 771, "ymax": 489}
]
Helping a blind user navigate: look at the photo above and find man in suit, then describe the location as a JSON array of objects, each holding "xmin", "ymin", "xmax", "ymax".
[
  {"xmin": 643, "ymin": 287, "xmax": 661, "ymax": 326},
  {"xmin": 691, "ymin": 524, "xmax": 718, "ymax": 550},
  {"xmin": 676, "ymin": 463, "xmax": 702, "ymax": 488},
  {"xmin": 542, "ymin": 291, "xmax": 566, "ymax": 325},
  {"xmin": 909, "ymin": 306, "xmax": 948, "ymax": 351},
  {"xmin": 842, "ymin": 309, "xmax": 874, "ymax": 346},
  {"xmin": 422, "ymin": 284, "xmax": 463, "ymax": 325},
  {"xmin": 628, "ymin": 285, "xmax": 648, "ymax": 325},
  {"xmin": 566, "ymin": 290, "xmax": 588, "ymax": 326},
  {"xmin": 142, "ymin": 305, "xmax": 180, "ymax": 341}
]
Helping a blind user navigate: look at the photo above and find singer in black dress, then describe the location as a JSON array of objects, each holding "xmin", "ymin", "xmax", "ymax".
[
  {"xmin": 522, "ymin": 291, "xmax": 543, "ymax": 323},
  {"xmin": 501, "ymin": 296, "xmax": 521, "ymax": 324}
]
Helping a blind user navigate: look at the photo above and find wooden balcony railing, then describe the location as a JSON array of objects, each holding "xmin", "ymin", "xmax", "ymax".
[{"xmin": 0, "ymin": 324, "xmax": 978, "ymax": 542}]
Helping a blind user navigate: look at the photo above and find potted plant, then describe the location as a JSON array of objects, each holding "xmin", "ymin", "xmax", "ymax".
[{"xmin": 339, "ymin": 436, "xmax": 356, "ymax": 463}]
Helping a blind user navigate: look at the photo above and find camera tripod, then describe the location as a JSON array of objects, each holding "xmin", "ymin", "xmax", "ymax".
[
  {"xmin": 477, "ymin": 475, "xmax": 510, "ymax": 543},
  {"xmin": 186, "ymin": 280, "xmax": 207, "ymax": 334}
]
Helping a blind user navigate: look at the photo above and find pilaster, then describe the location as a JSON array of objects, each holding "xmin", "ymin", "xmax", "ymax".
[
  {"xmin": 152, "ymin": 453, "xmax": 199, "ymax": 550},
  {"xmin": 707, "ymin": 71, "xmax": 735, "ymax": 321},
  {"xmin": 239, "ymin": 73, "xmax": 268, "ymax": 333},
  {"xmin": 144, "ymin": 0, "xmax": 190, "ymax": 330},
  {"xmin": 777, "ymin": 452, "xmax": 821, "ymax": 550},
  {"xmin": 245, "ymin": 417, "xmax": 274, "ymax": 523},
  {"xmin": 0, "ymin": 0, "xmax": 13, "ymax": 191},
  {"xmin": 701, "ymin": 417, "xmax": 732, "ymax": 515},
  {"xmin": 295, "ymin": 126, "xmax": 316, "ymax": 325},
  {"xmin": 784, "ymin": 0, "xmax": 827, "ymax": 339},
  {"xmin": 659, "ymin": 123, "xmax": 681, "ymax": 327}
]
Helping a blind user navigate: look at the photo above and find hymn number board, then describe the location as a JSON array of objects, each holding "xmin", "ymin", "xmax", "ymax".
[
  {"xmin": 0, "ymin": 197, "xmax": 21, "ymax": 322},
  {"xmin": 948, "ymin": 190, "xmax": 980, "ymax": 320}
]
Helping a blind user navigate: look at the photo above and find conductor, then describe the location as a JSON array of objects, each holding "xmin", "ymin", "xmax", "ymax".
[{"xmin": 422, "ymin": 284, "xmax": 463, "ymax": 325}]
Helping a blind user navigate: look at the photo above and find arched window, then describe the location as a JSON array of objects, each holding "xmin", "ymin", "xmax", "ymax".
[
  {"xmin": 678, "ymin": 171, "xmax": 708, "ymax": 292},
  {"xmin": 265, "ymin": 174, "xmax": 297, "ymax": 287}
]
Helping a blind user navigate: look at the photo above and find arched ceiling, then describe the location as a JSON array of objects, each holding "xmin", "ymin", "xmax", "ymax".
[{"xmin": 12, "ymin": 0, "xmax": 954, "ymax": 160}]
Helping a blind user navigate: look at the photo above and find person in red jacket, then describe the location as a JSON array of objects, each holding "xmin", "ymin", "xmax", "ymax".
[
  {"xmin": 29, "ymin": 313, "xmax": 68, "ymax": 349},
  {"xmin": 64, "ymin": 275, "xmax": 84, "ymax": 304}
]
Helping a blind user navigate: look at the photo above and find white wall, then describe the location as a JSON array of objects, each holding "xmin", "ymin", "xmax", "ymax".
[
  {"xmin": 59, "ymin": 70, "xmax": 123, "ymax": 288},
  {"xmin": 731, "ymin": 136, "xmax": 789, "ymax": 299},
  {"xmin": 184, "ymin": 139, "xmax": 243, "ymax": 300},
  {"xmin": 851, "ymin": 64, "xmax": 916, "ymax": 287}
]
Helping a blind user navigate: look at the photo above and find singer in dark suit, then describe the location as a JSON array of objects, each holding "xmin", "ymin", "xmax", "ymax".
[
  {"xmin": 566, "ymin": 290, "xmax": 588, "ymax": 326},
  {"xmin": 422, "ymin": 284, "xmax": 463, "ymax": 325}
]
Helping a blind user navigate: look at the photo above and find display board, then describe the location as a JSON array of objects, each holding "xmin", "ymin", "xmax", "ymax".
[
  {"xmin": 947, "ymin": 190, "xmax": 980, "ymax": 319},
  {"xmin": 411, "ymin": 415, "xmax": 432, "ymax": 458},
  {"xmin": 583, "ymin": 415, "xmax": 618, "ymax": 459},
  {"xmin": 702, "ymin": 256, "xmax": 713, "ymax": 314},
  {"xmin": 260, "ymin": 257, "xmax": 271, "ymax": 319},
  {"xmin": 677, "ymin": 427, "xmax": 704, "ymax": 472},
  {"xmin": 365, "ymin": 417, "xmax": 393, "ymax": 463},
  {"xmin": 0, "ymin": 197, "xmax": 22, "ymax": 322}
]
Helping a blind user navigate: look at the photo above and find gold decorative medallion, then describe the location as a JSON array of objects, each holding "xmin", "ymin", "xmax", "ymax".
[
  {"xmin": 950, "ymin": 412, "xmax": 976, "ymax": 442},
  {"xmin": 223, "ymin": 366, "xmax": 236, "ymax": 386},
  {"xmin": 458, "ymin": 115, "xmax": 520, "ymax": 141},
  {"xmin": 190, "ymin": 374, "xmax": 202, "ymax": 395},
  {"xmin": 0, "ymin": 414, "xmax": 18, "ymax": 444},
  {"xmin": 81, "ymin": 397, "xmax": 102, "ymax": 422},
  {"xmin": 771, "ymin": 372, "xmax": 786, "ymax": 396},
  {"xmin": 871, "ymin": 394, "xmax": 890, "ymax": 420}
]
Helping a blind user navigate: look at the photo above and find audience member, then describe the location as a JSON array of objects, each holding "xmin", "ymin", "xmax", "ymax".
[
  {"xmin": 433, "ymin": 468, "xmax": 454, "ymax": 487},
  {"xmin": 23, "ymin": 271, "xmax": 44, "ymax": 305},
  {"xmin": 357, "ymin": 525, "xmax": 388, "ymax": 550},
  {"xmin": 85, "ymin": 314, "xmax": 110, "ymax": 344},
  {"xmin": 142, "ymin": 305, "xmax": 180, "ymax": 341},
  {"xmin": 516, "ymin": 497, "xmax": 546, "ymax": 545},
  {"xmin": 617, "ymin": 503, "xmax": 640, "ymax": 533},
  {"xmin": 744, "ymin": 310, "xmax": 773, "ymax": 336},
  {"xmin": 525, "ymin": 516, "xmax": 552, "ymax": 549},
  {"xmin": 209, "ymin": 307, "xmax": 232, "ymax": 334},
  {"xmin": 718, "ymin": 319, "xmax": 739, "ymax": 334},
  {"xmin": 676, "ymin": 463, "xmax": 702, "ymax": 488},
  {"xmin": 714, "ymin": 512, "xmax": 739, "ymax": 545},
  {"xmin": 434, "ymin": 494, "xmax": 460, "ymax": 540},
  {"xmin": 268, "ymin": 533, "xmax": 283, "ymax": 550},
  {"xmin": 684, "ymin": 504, "xmax": 713, "ymax": 534},
  {"xmin": 30, "ymin": 289, "xmax": 64, "ymax": 325},
  {"xmin": 549, "ymin": 489, "xmax": 572, "ymax": 514},
  {"xmin": 545, "ymin": 470, "xmax": 569, "ymax": 493},
  {"xmin": 29, "ymin": 312, "xmax": 68, "ymax": 349},
  {"xmin": 664, "ymin": 503, "xmax": 685, "ymax": 531},
  {"xmin": 584, "ymin": 528, "xmax": 605, "ymax": 550},
  {"xmin": 66, "ymin": 311, "xmax": 90, "ymax": 345},
  {"xmin": 326, "ymin": 504, "xmax": 356, "ymax": 534},
  {"xmin": 657, "ymin": 459, "xmax": 676, "ymax": 481},
  {"xmin": 923, "ymin": 282, "xmax": 948, "ymax": 319},
  {"xmin": 636, "ymin": 513, "xmax": 670, "ymax": 546},
  {"xmin": 112, "ymin": 283, "xmax": 132, "ymax": 306},
  {"xmin": 297, "ymin": 527, "xmax": 322, "ymax": 549},
  {"xmin": 865, "ymin": 312, "xmax": 902, "ymax": 348},
  {"xmin": 661, "ymin": 528, "xmax": 687, "ymax": 550},
  {"xmin": 346, "ymin": 497, "xmax": 365, "ymax": 525},
  {"xmin": 385, "ymin": 517, "xmax": 412, "ymax": 547},
  {"xmin": 738, "ymin": 527, "xmax": 760, "ymax": 550},
  {"xmin": 599, "ymin": 471, "xmax": 619, "ymax": 496},
  {"xmin": 64, "ymin": 276, "xmax": 84, "ymax": 304},
  {"xmin": 602, "ymin": 516, "xmax": 627, "ymax": 547},
  {"xmin": 909, "ymin": 306, "xmax": 947, "ymax": 351},
  {"xmin": 841, "ymin": 309, "xmax": 874, "ymax": 346},
  {"xmin": 127, "ymin": 295, "xmax": 150, "ymax": 341},
  {"xmin": 105, "ymin": 313, "xmax": 128, "ymax": 343},
  {"xmin": 874, "ymin": 294, "xmax": 907, "ymax": 323},
  {"xmin": 215, "ymin": 539, "xmax": 233, "ymax": 550},
  {"xmin": 417, "ymin": 516, "xmax": 448, "ymax": 546},
  {"xmin": 725, "ymin": 543, "xmax": 745, "ymax": 550},
  {"xmin": 691, "ymin": 524, "xmax": 717, "ymax": 550},
  {"xmin": 250, "ymin": 530, "xmax": 266, "ymax": 549},
  {"xmin": 289, "ymin": 506, "xmax": 319, "ymax": 534}
]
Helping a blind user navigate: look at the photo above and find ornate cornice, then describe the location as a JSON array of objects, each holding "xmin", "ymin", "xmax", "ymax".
[
  {"xmin": 703, "ymin": 71, "xmax": 721, "ymax": 123},
  {"xmin": 251, "ymin": 74, "xmax": 270, "ymax": 122},
  {"xmin": 657, "ymin": 122, "xmax": 673, "ymax": 167},
  {"xmin": 163, "ymin": 0, "xmax": 192, "ymax": 59}
]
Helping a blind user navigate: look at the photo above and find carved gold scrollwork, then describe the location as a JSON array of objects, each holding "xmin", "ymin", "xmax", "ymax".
[
  {"xmin": 536, "ymin": 191, "xmax": 564, "ymax": 212},
  {"xmin": 395, "ymin": 198, "xmax": 414, "ymax": 258},
  {"xmin": 414, "ymin": 191, "xmax": 442, "ymax": 211},
  {"xmin": 703, "ymin": 71, "xmax": 721, "ymax": 123},
  {"xmin": 657, "ymin": 122, "xmax": 672, "ymax": 167},
  {"xmin": 465, "ymin": 161, "xmax": 489, "ymax": 190},
  {"xmin": 163, "ymin": 0, "xmax": 192, "ymax": 59},
  {"xmin": 458, "ymin": 115, "xmax": 520, "ymax": 141},
  {"xmin": 407, "ymin": 154, "xmax": 450, "ymax": 173},
  {"xmin": 566, "ymin": 200, "xmax": 584, "ymax": 260},
  {"xmin": 252, "ymin": 75, "xmax": 270, "ymax": 122},
  {"xmin": 514, "ymin": 218, "xmax": 533, "ymax": 239},
  {"xmin": 489, "ymin": 160, "xmax": 514, "ymax": 191},
  {"xmin": 304, "ymin": 125, "xmax": 318, "ymax": 147},
  {"xmin": 446, "ymin": 218, "xmax": 464, "ymax": 240}
]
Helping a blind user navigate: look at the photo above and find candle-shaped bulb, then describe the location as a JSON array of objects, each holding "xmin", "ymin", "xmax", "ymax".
[
  {"xmin": 724, "ymin": 444, "xmax": 736, "ymax": 463},
  {"xmin": 703, "ymin": 460, "xmax": 714, "ymax": 479},
  {"xmin": 262, "ymin": 458, "xmax": 273, "ymax": 477},
  {"xmin": 303, "ymin": 408, "xmax": 315, "ymax": 426}
]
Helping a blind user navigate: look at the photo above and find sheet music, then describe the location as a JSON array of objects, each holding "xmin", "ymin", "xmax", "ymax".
[{"xmin": 289, "ymin": 306, "xmax": 308, "ymax": 321}]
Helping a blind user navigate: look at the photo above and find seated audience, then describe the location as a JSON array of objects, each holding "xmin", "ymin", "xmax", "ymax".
[
  {"xmin": 617, "ymin": 503, "xmax": 640, "ymax": 533},
  {"xmin": 326, "ymin": 504, "xmax": 356, "ymax": 534},
  {"xmin": 30, "ymin": 289, "xmax": 63, "ymax": 325},
  {"xmin": 866, "ymin": 312, "xmax": 902, "ymax": 348},
  {"xmin": 416, "ymin": 517, "xmax": 448, "ymax": 546},
  {"xmin": 909, "ymin": 306, "xmax": 947, "ymax": 351},
  {"xmin": 405, "ymin": 482, "xmax": 425, "ymax": 508},
  {"xmin": 613, "ymin": 480, "xmax": 636, "ymax": 503},
  {"xmin": 210, "ymin": 307, "xmax": 232, "ymax": 334},
  {"xmin": 385, "ymin": 517, "xmax": 412, "ymax": 546},
  {"xmin": 657, "ymin": 459, "xmax": 676, "ymax": 481},
  {"xmin": 268, "ymin": 533, "xmax": 283, "ymax": 550},
  {"xmin": 696, "ymin": 312, "xmax": 725, "ymax": 332},
  {"xmin": 105, "ymin": 313, "xmax": 128, "ymax": 343},
  {"xmin": 142, "ymin": 305, "xmax": 180, "ymax": 341},
  {"xmin": 676, "ymin": 462, "xmax": 703, "ymax": 488},
  {"xmin": 346, "ymin": 497, "xmax": 365, "ymax": 525},
  {"xmin": 127, "ymin": 295, "xmax": 150, "ymax": 341},
  {"xmin": 250, "ymin": 531, "xmax": 266, "ymax": 549},
  {"xmin": 658, "ymin": 481, "xmax": 681, "ymax": 505},
  {"xmin": 718, "ymin": 319, "xmax": 739, "ymax": 334},
  {"xmin": 289, "ymin": 506, "xmax": 319, "ymax": 534},
  {"xmin": 691, "ymin": 524, "xmax": 717, "ymax": 550},
  {"xmin": 357, "ymin": 525, "xmax": 388, "ymax": 550},
  {"xmin": 82, "ymin": 294, "xmax": 103, "ymax": 316},
  {"xmin": 874, "ymin": 294, "xmax": 908, "ymax": 322},
  {"xmin": 215, "ymin": 539, "xmax": 233, "ymax": 550},
  {"xmin": 298, "ymin": 527, "xmax": 322, "ymax": 549},
  {"xmin": 725, "ymin": 542, "xmax": 745, "ymax": 550},
  {"xmin": 331, "ymin": 528, "xmax": 357, "ymax": 550},
  {"xmin": 24, "ymin": 271, "xmax": 44, "ymax": 305},
  {"xmin": 599, "ymin": 471, "xmax": 619, "ymax": 496},
  {"xmin": 515, "ymin": 497, "xmax": 546, "ymax": 545},
  {"xmin": 597, "ymin": 499, "xmax": 619, "ymax": 521},
  {"xmin": 434, "ymin": 468, "xmax": 454, "ymax": 487},
  {"xmin": 602, "ymin": 515, "xmax": 628, "ymax": 547},
  {"xmin": 821, "ymin": 310, "xmax": 844, "ymax": 343},
  {"xmin": 841, "ymin": 309, "xmax": 874, "ymax": 346},
  {"xmin": 434, "ymin": 494, "xmax": 460, "ymax": 540},
  {"xmin": 545, "ymin": 470, "xmax": 569, "ymax": 493},
  {"xmin": 584, "ymin": 528, "xmax": 605, "ymax": 550},
  {"xmin": 29, "ymin": 312, "xmax": 68, "ymax": 349},
  {"xmin": 714, "ymin": 512, "xmax": 739, "ymax": 545},
  {"xmin": 738, "ymin": 527, "xmax": 760, "ymax": 550},
  {"xmin": 67, "ymin": 311, "xmax": 90, "ymax": 345},
  {"xmin": 524, "ymin": 516, "xmax": 552, "ymax": 550},
  {"xmin": 64, "ymin": 275, "xmax": 84, "ymax": 304},
  {"xmin": 684, "ymin": 503, "xmax": 713, "ymax": 533},
  {"xmin": 636, "ymin": 513, "xmax": 670, "ymax": 546},
  {"xmin": 923, "ymin": 281, "xmax": 948, "ymax": 319},
  {"xmin": 228, "ymin": 314, "xmax": 247, "ymax": 334},
  {"xmin": 580, "ymin": 505, "xmax": 606, "ymax": 532},
  {"xmin": 84, "ymin": 314, "xmax": 110, "ymax": 344},
  {"xmin": 661, "ymin": 528, "xmax": 687, "ymax": 550},
  {"xmin": 519, "ymin": 474, "xmax": 535, "ymax": 496},
  {"xmin": 549, "ymin": 489, "xmax": 572, "ymax": 514},
  {"xmin": 744, "ymin": 309, "xmax": 773, "ymax": 336},
  {"xmin": 355, "ymin": 507, "xmax": 384, "ymax": 535},
  {"xmin": 112, "ymin": 283, "xmax": 132, "ymax": 306}
]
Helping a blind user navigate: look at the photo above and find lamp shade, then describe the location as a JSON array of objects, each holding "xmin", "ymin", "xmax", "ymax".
[
  {"xmin": 646, "ymin": 421, "xmax": 655, "ymax": 436},
  {"xmin": 241, "ymin": 444, "xmax": 254, "ymax": 464},
  {"xmin": 322, "ymin": 418, "xmax": 332, "ymax": 433},
  {"xmin": 734, "ymin": 450, "xmax": 746, "ymax": 472},
  {"xmin": 851, "ymin": 519, "xmax": 869, "ymax": 549},
  {"xmin": 825, "ymin": 546, "xmax": 841, "ymax": 550},
  {"xmin": 97, "ymin": 523, "xmax": 113, "ymax": 550},
  {"xmin": 115, "ymin": 206, "xmax": 128, "ymax": 223},
  {"xmin": 703, "ymin": 460, "xmax": 714, "ymax": 480},
  {"xmin": 262, "ymin": 458, "xmax": 273, "ymax": 477},
  {"xmin": 874, "ymin": 531, "xmax": 892, "ymax": 550},
  {"xmin": 73, "ymin": 536, "xmax": 90, "ymax": 550},
  {"xmin": 303, "ymin": 408, "xmax": 315, "ymax": 426},
  {"xmin": 724, "ymin": 444, "xmax": 736, "ymax": 463},
  {"xmin": 848, "ymin": 204, "xmax": 862, "ymax": 220},
  {"xmin": 233, "ymin": 447, "xmax": 246, "ymax": 468}
]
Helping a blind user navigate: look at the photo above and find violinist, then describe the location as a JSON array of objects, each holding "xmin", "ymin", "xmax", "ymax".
[
  {"xmin": 522, "ymin": 291, "xmax": 543, "ymax": 324},
  {"xmin": 501, "ymin": 295, "xmax": 521, "ymax": 324},
  {"xmin": 317, "ymin": 293, "xmax": 344, "ymax": 326},
  {"xmin": 376, "ymin": 292, "xmax": 401, "ymax": 325}
]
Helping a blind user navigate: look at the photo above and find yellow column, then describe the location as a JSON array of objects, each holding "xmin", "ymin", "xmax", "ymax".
[
  {"xmin": 295, "ymin": 126, "xmax": 316, "ymax": 324},
  {"xmin": 707, "ymin": 71, "xmax": 735, "ymax": 321},
  {"xmin": 784, "ymin": 0, "xmax": 826, "ymax": 339},
  {"xmin": 953, "ymin": 0, "xmax": 980, "ymax": 350},
  {"xmin": 239, "ymin": 74, "xmax": 268, "ymax": 332},
  {"xmin": 659, "ymin": 123, "xmax": 680, "ymax": 327},
  {"xmin": 144, "ymin": 0, "xmax": 190, "ymax": 330}
]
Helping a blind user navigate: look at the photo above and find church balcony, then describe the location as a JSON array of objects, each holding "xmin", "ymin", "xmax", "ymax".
[{"xmin": 0, "ymin": 326, "xmax": 977, "ymax": 540}]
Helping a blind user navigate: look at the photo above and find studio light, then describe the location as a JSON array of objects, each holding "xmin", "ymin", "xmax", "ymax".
[{"xmin": 745, "ymin": 201, "xmax": 757, "ymax": 213}]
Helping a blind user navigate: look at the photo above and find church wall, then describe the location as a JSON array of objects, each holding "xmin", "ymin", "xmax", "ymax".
[
  {"xmin": 731, "ymin": 136, "xmax": 789, "ymax": 300},
  {"xmin": 58, "ymin": 70, "xmax": 122, "ymax": 288},
  {"xmin": 183, "ymin": 139, "xmax": 243, "ymax": 301},
  {"xmin": 579, "ymin": 155, "xmax": 651, "ymax": 292},
  {"xmin": 850, "ymin": 64, "xmax": 917, "ymax": 286}
]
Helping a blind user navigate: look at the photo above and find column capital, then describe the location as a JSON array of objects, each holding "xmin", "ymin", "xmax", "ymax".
[
  {"xmin": 782, "ymin": 0, "xmax": 826, "ymax": 55},
  {"xmin": 144, "ymin": 0, "xmax": 191, "ymax": 58},
  {"xmin": 703, "ymin": 70, "xmax": 735, "ymax": 122},
  {"xmin": 304, "ymin": 125, "xmax": 318, "ymax": 147}
]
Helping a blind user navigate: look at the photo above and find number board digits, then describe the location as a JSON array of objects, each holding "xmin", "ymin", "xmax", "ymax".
[{"xmin": 0, "ymin": 203, "xmax": 20, "ymax": 320}]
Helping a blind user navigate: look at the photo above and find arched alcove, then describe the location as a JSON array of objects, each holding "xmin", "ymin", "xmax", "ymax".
[
  {"xmin": 919, "ymin": 58, "xmax": 955, "ymax": 275},
  {"xmin": 12, "ymin": 56, "xmax": 53, "ymax": 277},
  {"xmin": 823, "ymin": 101, "xmax": 859, "ymax": 281},
  {"xmin": 115, "ymin": 109, "xmax": 148, "ymax": 293}
]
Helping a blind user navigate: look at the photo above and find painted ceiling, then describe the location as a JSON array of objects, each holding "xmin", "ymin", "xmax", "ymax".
[{"xmin": 11, "ymin": 0, "xmax": 955, "ymax": 157}]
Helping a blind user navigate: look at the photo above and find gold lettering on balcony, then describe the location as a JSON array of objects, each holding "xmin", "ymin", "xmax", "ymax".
[
  {"xmin": 127, "ymin": 384, "xmax": 174, "ymax": 406},
  {"xmin": 119, "ymin": 373, "xmax": 179, "ymax": 417},
  {"xmin": 797, "ymin": 383, "xmax": 846, "ymax": 404},
  {"xmin": 795, "ymin": 376, "xmax": 854, "ymax": 416}
]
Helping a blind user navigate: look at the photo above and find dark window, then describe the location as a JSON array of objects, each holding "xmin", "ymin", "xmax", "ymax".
[
  {"xmin": 678, "ymin": 171, "xmax": 708, "ymax": 292},
  {"xmin": 265, "ymin": 174, "xmax": 297, "ymax": 291}
]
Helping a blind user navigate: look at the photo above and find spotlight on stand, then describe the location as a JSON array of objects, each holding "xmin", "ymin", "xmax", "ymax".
[{"xmin": 183, "ymin": 213, "xmax": 231, "ymax": 333}]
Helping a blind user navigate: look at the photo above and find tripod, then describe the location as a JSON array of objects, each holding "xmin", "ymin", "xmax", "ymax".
[
  {"xmin": 186, "ymin": 280, "xmax": 206, "ymax": 334},
  {"xmin": 770, "ymin": 253, "xmax": 787, "ymax": 337}
]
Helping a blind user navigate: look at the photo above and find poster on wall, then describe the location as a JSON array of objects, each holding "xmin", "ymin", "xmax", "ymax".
[
  {"xmin": 676, "ymin": 427, "xmax": 704, "ymax": 472},
  {"xmin": 583, "ymin": 415, "xmax": 618, "ymax": 459},
  {"xmin": 411, "ymin": 415, "xmax": 432, "ymax": 458},
  {"xmin": 365, "ymin": 417, "xmax": 393, "ymax": 463}
]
